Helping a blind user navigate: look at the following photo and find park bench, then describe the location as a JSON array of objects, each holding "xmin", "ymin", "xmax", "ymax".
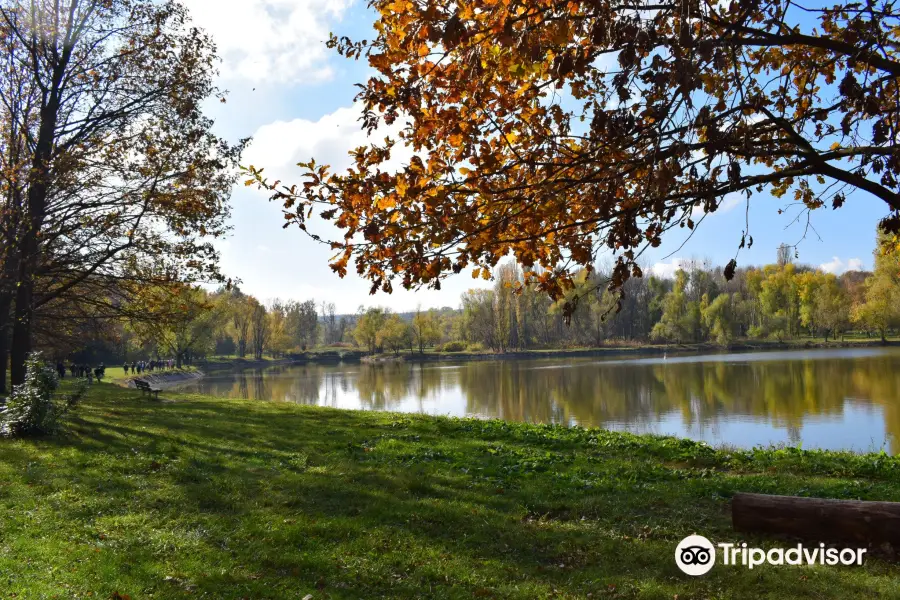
[{"xmin": 134, "ymin": 379, "xmax": 161, "ymax": 399}]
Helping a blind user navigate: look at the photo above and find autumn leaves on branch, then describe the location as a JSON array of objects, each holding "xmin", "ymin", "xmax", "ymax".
[{"xmin": 247, "ymin": 0, "xmax": 900, "ymax": 310}]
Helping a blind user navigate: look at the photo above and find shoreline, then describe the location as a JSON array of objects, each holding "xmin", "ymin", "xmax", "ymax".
[
  {"xmin": 197, "ymin": 350, "xmax": 366, "ymax": 370},
  {"xmin": 362, "ymin": 338, "xmax": 899, "ymax": 363},
  {"xmin": 117, "ymin": 369, "xmax": 204, "ymax": 390},
  {"xmin": 190, "ymin": 339, "xmax": 898, "ymax": 369}
]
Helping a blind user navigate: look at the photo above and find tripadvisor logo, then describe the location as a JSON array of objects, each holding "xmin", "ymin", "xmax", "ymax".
[
  {"xmin": 675, "ymin": 535, "xmax": 867, "ymax": 576},
  {"xmin": 675, "ymin": 535, "xmax": 716, "ymax": 576}
]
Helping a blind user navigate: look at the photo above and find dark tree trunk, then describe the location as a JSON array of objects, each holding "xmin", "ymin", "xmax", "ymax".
[
  {"xmin": 9, "ymin": 257, "xmax": 35, "ymax": 386},
  {"xmin": 0, "ymin": 293, "xmax": 11, "ymax": 394},
  {"xmin": 9, "ymin": 46, "xmax": 69, "ymax": 386}
]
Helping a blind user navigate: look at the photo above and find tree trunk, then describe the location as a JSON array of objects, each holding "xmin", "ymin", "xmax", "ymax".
[
  {"xmin": 9, "ymin": 267, "xmax": 35, "ymax": 386},
  {"xmin": 0, "ymin": 293, "xmax": 11, "ymax": 395},
  {"xmin": 9, "ymin": 64, "xmax": 64, "ymax": 385},
  {"xmin": 732, "ymin": 492, "xmax": 900, "ymax": 547}
]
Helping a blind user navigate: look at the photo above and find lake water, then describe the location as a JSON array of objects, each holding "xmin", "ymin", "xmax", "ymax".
[{"xmin": 177, "ymin": 348, "xmax": 900, "ymax": 454}]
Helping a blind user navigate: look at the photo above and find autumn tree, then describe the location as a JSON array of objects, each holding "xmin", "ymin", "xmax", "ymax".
[
  {"xmin": 853, "ymin": 230, "xmax": 900, "ymax": 340},
  {"xmin": 377, "ymin": 314, "xmax": 411, "ymax": 355},
  {"xmin": 229, "ymin": 294, "xmax": 254, "ymax": 358},
  {"xmin": 287, "ymin": 300, "xmax": 319, "ymax": 350},
  {"xmin": 321, "ymin": 301, "xmax": 338, "ymax": 345},
  {"xmin": 701, "ymin": 293, "xmax": 737, "ymax": 346},
  {"xmin": 129, "ymin": 285, "xmax": 227, "ymax": 368},
  {"xmin": 460, "ymin": 289, "xmax": 497, "ymax": 350},
  {"xmin": 250, "ymin": 301, "xmax": 271, "ymax": 360},
  {"xmin": 799, "ymin": 271, "xmax": 850, "ymax": 340},
  {"xmin": 651, "ymin": 270, "xmax": 692, "ymax": 343},
  {"xmin": 267, "ymin": 300, "xmax": 292, "ymax": 357},
  {"xmin": 0, "ymin": 0, "xmax": 246, "ymax": 390},
  {"xmin": 354, "ymin": 307, "xmax": 389, "ymax": 354},
  {"xmin": 411, "ymin": 306, "xmax": 441, "ymax": 353},
  {"xmin": 248, "ymin": 0, "xmax": 900, "ymax": 312}
]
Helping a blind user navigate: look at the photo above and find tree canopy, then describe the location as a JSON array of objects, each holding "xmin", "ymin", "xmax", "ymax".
[
  {"xmin": 0, "ymin": 0, "xmax": 246, "ymax": 388},
  {"xmin": 248, "ymin": 0, "xmax": 900, "ymax": 307}
]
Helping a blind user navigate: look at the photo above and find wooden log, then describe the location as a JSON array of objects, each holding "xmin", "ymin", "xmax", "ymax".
[{"xmin": 732, "ymin": 492, "xmax": 900, "ymax": 548}]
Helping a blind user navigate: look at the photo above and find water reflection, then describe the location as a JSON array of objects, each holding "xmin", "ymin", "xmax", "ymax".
[{"xmin": 179, "ymin": 348, "xmax": 900, "ymax": 454}]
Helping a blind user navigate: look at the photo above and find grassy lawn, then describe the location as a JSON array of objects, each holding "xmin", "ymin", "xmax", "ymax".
[
  {"xmin": 101, "ymin": 366, "xmax": 198, "ymax": 384},
  {"xmin": 2, "ymin": 383, "xmax": 900, "ymax": 599}
]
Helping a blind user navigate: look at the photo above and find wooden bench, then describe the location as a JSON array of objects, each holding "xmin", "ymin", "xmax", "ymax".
[{"xmin": 134, "ymin": 379, "xmax": 161, "ymax": 399}]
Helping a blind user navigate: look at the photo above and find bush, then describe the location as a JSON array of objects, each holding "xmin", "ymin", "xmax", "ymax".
[
  {"xmin": 441, "ymin": 341, "xmax": 467, "ymax": 352},
  {"xmin": 1, "ymin": 353, "xmax": 62, "ymax": 437},
  {"xmin": 466, "ymin": 342, "xmax": 486, "ymax": 352}
]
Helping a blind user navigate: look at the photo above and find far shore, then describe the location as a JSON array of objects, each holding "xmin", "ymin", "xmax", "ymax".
[
  {"xmin": 188, "ymin": 337, "xmax": 900, "ymax": 369},
  {"xmin": 361, "ymin": 337, "xmax": 899, "ymax": 364}
]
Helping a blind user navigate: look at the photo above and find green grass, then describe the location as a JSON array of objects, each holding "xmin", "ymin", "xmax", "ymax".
[
  {"xmin": 2, "ymin": 383, "xmax": 900, "ymax": 599},
  {"xmin": 102, "ymin": 366, "xmax": 198, "ymax": 384}
]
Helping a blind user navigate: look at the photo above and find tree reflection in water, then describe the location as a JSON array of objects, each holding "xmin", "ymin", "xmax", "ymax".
[{"xmin": 182, "ymin": 349, "xmax": 900, "ymax": 453}]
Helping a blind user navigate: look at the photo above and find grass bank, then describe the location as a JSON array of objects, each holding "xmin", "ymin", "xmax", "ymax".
[
  {"xmin": 104, "ymin": 366, "xmax": 200, "ymax": 385},
  {"xmin": 2, "ymin": 383, "xmax": 900, "ymax": 599}
]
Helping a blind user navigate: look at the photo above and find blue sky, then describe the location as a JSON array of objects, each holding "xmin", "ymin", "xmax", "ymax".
[{"xmin": 185, "ymin": 0, "xmax": 886, "ymax": 313}]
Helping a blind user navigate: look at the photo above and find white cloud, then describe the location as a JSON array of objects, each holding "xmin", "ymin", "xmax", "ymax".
[
  {"xmin": 243, "ymin": 102, "xmax": 412, "ymax": 186},
  {"xmin": 819, "ymin": 256, "xmax": 864, "ymax": 275},
  {"xmin": 649, "ymin": 258, "xmax": 689, "ymax": 279},
  {"xmin": 183, "ymin": 0, "xmax": 352, "ymax": 83}
]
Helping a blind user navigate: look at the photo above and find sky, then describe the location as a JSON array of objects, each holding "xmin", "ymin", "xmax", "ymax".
[{"xmin": 183, "ymin": 0, "xmax": 888, "ymax": 314}]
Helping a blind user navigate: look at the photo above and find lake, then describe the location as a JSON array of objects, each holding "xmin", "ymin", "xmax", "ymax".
[{"xmin": 178, "ymin": 347, "xmax": 900, "ymax": 454}]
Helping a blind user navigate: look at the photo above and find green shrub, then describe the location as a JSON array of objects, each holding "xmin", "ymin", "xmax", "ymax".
[
  {"xmin": 441, "ymin": 341, "xmax": 467, "ymax": 352},
  {"xmin": 1, "ymin": 353, "xmax": 62, "ymax": 437},
  {"xmin": 466, "ymin": 342, "xmax": 486, "ymax": 352}
]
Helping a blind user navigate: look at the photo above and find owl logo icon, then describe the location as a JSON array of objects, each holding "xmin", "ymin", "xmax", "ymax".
[{"xmin": 675, "ymin": 535, "xmax": 715, "ymax": 575}]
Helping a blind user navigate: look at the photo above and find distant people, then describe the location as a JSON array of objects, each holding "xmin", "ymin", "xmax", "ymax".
[
  {"xmin": 124, "ymin": 363, "xmax": 130, "ymax": 375},
  {"xmin": 70, "ymin": 364, "xmax": 77, "ymax": 377},
  {"xmin": 56, "ymin": 362, "xmax": 65, "ymax": 379}
]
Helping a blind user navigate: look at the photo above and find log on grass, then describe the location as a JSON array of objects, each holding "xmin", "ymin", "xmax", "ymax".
[{"xmin": 732, "ymin": 492, "xmax": 900, "ymax": 547}]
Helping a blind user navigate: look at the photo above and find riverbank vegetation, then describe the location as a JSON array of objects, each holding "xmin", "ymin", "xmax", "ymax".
[
  {"xmin": 1, "ymin": 381, "xmax": 900, "ymax": 598},
  {"xmin": 203, "ymin": 232, "xmax": 900, "ymax": 358},
  {"xmin": 73, "ymin": 232, "xmax": 900, "ymax": 365}
]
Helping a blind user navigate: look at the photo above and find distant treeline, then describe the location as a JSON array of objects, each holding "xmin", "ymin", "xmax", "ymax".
[
  {"xmin": 351, "ymin": 232, "xmax": 900, "ymax": 354},
  {"xmin": 64, "ymin": 231, "xmax": 900, "ymax": 362}
]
